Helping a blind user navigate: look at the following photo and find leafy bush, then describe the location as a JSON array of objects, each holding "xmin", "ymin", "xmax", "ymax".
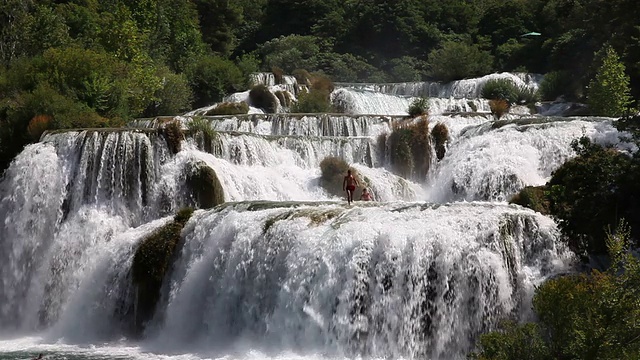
[
  {"xmin": 509, "ymin": 186, "xmax": 549, "ymax": 214},
  {"xmin": 546, "ymin": 137, "xmax": 635, "ymax": 256},
  {"xmin": 469, "ymin": 322, "xmax": 549, "ymax": 360},
  {"xmin": 587, "ymin": 46, "xmax": 633, "ymax": 117},
  {"xmin": 481, "ymin": 79, "xmax": 518, "ymax": 103},
  {"xmin": 431, "ymin": 122, "xmax": 449, "ymax": 161},
  {"xmin": 249, "ymin": 84, "xmax": 278, "ymax": 113},
  {"xmin": 426, "ymin": 41, "xmax": 494, "ymax": 82},
  {"xmin": 387, "ymin": 56, "xmax": 425, "ymax": 82},
  {"xmin": 319, "ymin": 157, "xmax": 363, "ymax": 197},
  {"xmin": 514, "ymin": 85, "xmax": 540, "ymax": 104},
  {"xmin": 145, "ymin": 68, "xmax": 193, "ymax": 117},
  {"xmin": 186, "ymin": 55, "xmax": 244, "ymax": 108},
  {"xmin": 292, "ymin": 89, "xmax": 332, "ymax": 113},
  {"xmin": 539, "ymin": 71, "xmax": 572, "ymax": 101},
  {"xmin": 291, "ymin": 74, "xmax": 334, "ymax": 113},
  {"xmin": 385, "ymin": 117, "xmax": 432, "ymax": 179},
  {"xmin": 205, "ymin": 102, "xmax": 249, "ymax": 115},
  {"xmin": 187, "ymin": 117, "xmax": 216, "ymax": 152},
  {"xmin": 408, "ymin": 97, "xmax": 429, "ymax": 118},
  {"xmin": 317, "ymin": 52, "xmax": 388, "ymax": 83},
  {"xmin": 489, "ymin": 99, "xmax": 510, "ymax": 120}
]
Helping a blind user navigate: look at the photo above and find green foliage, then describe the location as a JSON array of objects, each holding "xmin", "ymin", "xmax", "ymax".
[
  {"xmin": 547, "ymin": 137, "xmax": 635, "ymax": 256},
  {"xmin": 408, "ymin": 98, "xmax": 429, "ymax": 118},
  {"xmin": 193, "ymin": 0, "xmax": 242, "ymax": 56},
  {"xmin": 235, "ymin": 53, "xmax": 260, "ymax": 87},
  {"xmin": 469, "ymin": 322, "xmax": 550, "ymax": 360},
  {"xmin": 431, "ymin": 122, "xmax": 449, "ymax": 161},
  {"xmin": 587, "ymin": 46, "xmax": 633, "ymax": 117},
  {"xmin": 319, "ymin": 157, "xmax": 363, "ymax": 197},
  {"xmin": 205, "ymin": 102, "xmax": 249, "ymax": 116},
  {"xmin": 509, "ymin": 186, "xmax": 550, "ymax": 214},
  {"xmin": 249, "ymin": 84, "xmax": 278, "ymax": 113},
  {"xmin": 426, "ymin": 41, "xmax": 494, "ymax": 82},
  {"xmin": 317, "ymin": 52, "xmax": 388, "ymax": 83},
  {"xmin": 471, "ymin": 220, "xmax": 640, "ymax": 360},
  {"xmin": 539, "ymin": 71, "xmax": 572, "ymax": 101},
  {"xmin": 186, "ymin": 116, "xmax": 216, "ymax": 152},
  {"xmin": 186, "ymin": 55, "xmax": 244, "ymax": 109},
  {"xmin": 145, "ymin": 67, "xmax": 193, "ymax": 117},
  {"xmin": 258, "ymin": 35, "xmax": 320, "ymax": 73},
  {"xmin": 387, "ymin": 56, "xmax": 425, "ymax": 82},
  {"xmin": 185, "ymin": 161, "xmax": 225, "ymax": 209},
  {"xmin": 292, "ymin": 89, "xmax": 332, "ymax": 113},
  {"xmin": 481, "ymin": 79, "xmax": 519, "ymax": 104}
]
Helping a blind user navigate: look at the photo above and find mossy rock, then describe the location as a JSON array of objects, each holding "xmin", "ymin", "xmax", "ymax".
[
  {"xmin": 510, "ymin": 186, "xmax": 550, "ymax": 214},
  {"xmin": 249, "ymin": 84, "xmax": 278, "ymax": 113},
  {"xmin": 205, "ymin": 102, "xmax": 249, "ymax": 115},
  {"xmin": 131, "ymin": 208, "xmax": 194, "ymax": 333},
  {"xmin": 186, "ymin": 161, "xmax": 225, "ymax": 209},
  {"xmin": 431, "ymin": 122, "xmax": 449, "ymax": 161}
]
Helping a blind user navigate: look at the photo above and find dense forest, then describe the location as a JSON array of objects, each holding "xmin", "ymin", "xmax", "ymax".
[
  {"xmin": 3, "ymin": 1, "xmax": 640, "ymax": 358},
  {"xmin": 1, "ymin": 0, "xmax": 640, "ymax": 171}
]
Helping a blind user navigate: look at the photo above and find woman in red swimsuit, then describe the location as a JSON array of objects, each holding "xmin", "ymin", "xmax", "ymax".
[{"xmin": 342, "ymin": 169, "xmax": 358, "ymax": 205}]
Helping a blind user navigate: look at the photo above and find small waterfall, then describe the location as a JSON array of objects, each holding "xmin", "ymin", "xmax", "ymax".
[
  {"xmin": 426, "ymin": 117, "xmax": 624, "ymax": 202},
  {"xmin": 331, "ymin": 88, "xmax": 492, "ymax": 116},
  {"xmin": 146, "ymin": 202, "xmax": 572, "ymax": 359},
  {"xmin": 336, "ymin": 72, "xmax": 542, "ymax": 99}
]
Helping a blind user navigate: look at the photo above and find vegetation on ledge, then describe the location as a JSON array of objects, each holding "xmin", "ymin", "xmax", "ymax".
[
  {"xmin": 319, "ymin": 157, "xmax": 364, "ymax": 197},
  {"xmin": 185, "ymin": 161, "xmax": 225, "ymax": 209},
  {"xmin": 131, "ymin": 207, "xmax": 194, "ymax": 334},
  {"xmin": 381, "ymin": 117, "xmax": 432, "ymax": 180}
]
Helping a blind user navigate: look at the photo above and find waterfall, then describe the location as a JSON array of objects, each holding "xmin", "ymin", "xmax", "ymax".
[
  {"xmin": 426, "ymin": 117, "xmax": 624, "ymax": 202},
  {"xmin": 335, "ymin": 72, "xmax": 542, "ymax": 99},
  {"xmin": 145, "ymin": 202, "xmax": 572, "ymax": 359},
  {"xmin": 0, "ymin": 71, "xmax": 624, "ymax": 360}
]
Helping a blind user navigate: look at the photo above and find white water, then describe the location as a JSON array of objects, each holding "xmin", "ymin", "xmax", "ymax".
[{"xmin": 0, "ymin": 75, "xmax": 626, "ymax": 360}]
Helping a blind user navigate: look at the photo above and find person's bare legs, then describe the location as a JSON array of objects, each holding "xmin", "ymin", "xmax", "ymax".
[{"xmin": 346, "ymin": 189, "xmax": 353, "ymax": 205}]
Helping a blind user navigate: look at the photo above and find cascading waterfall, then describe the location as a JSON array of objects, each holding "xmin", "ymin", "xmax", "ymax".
[
  {"xmin": 331, "ymin": 88, "xmax": 493, "ymax": 116},
  {"xmin": 335, "ymin": 72, "xmax": 542, "ymax": 99},
  {"xmin": 426, "ymin": 117, "xmax": 626, "ymax": 202},
  {"xmin": 146, "ymin": 202, "xmax": 571, "ymax": 359},
  {"xmin": 0, "ymin": 72, "xmax": 620, "ymax": 360}
]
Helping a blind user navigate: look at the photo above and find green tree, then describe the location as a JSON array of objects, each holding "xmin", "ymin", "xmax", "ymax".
[
  {"xmin": 426, "ymin": 41, "xmax": 494, "ymax": 82},
  {"xmin": 587, "ymin": 46, "xmax": 632, "ymax": 117},
  {"xmin": 185, "ymin": 55, "xmax": 244, "ymax": 108}
]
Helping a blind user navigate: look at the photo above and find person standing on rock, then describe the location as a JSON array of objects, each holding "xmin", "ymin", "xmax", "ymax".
[{"xmin": 343, "ymin": 169, "xmax": 358, "ymax": 205}]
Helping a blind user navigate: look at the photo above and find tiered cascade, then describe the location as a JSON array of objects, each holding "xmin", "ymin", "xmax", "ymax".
[{"xmin": 0, "ymin": 72, "xmax": 625, "ymax": 360}]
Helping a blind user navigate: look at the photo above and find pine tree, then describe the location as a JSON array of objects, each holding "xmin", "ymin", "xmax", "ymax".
[{"xmin": 587, "ymin": 46, "xmax": 632, "ymax": 117}]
